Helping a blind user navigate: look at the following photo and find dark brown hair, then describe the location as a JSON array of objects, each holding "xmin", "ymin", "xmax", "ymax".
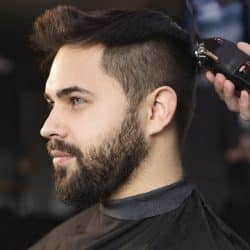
[{"xmin": 31, "ymin": 5, "xmax": 196, "ymax": 144}]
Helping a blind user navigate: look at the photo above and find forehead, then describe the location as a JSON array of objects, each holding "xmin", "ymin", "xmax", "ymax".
[{"xmin": 45, "ymin": 44, "xmax": 124, "ymax": 97}]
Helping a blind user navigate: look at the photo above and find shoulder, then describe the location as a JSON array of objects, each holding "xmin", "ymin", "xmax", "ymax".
[
  {"xmin": 147, "ymin": 190, "xmax": 249, "ymax": 250},
  {"xmin": 183, "ymin": 190, "xmax": 250, "ymax": 250},
  {"xmin": 29, "ymin": 204, "xmax": 98, "ymax": 250}
]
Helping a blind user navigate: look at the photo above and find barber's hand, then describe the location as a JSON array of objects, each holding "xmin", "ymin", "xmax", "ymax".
[{"xmin": 206, "ymin": 42, "xmax": 250, "ymax": 121}]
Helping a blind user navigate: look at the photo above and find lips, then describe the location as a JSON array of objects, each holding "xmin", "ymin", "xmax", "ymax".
[{"xmin": 49, "ymin": 150, "xmax": 74, "ymax": 166}]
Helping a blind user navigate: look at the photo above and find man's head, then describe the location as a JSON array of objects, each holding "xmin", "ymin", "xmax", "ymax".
[{"xmin": 32, "ymin": 6, "xmax": 196, "ymax": 208}]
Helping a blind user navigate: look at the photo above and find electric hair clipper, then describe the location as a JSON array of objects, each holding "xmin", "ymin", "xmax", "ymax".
[{"xmin": 194, "ymin": 37, "xmax": 250, "ymax": 91}]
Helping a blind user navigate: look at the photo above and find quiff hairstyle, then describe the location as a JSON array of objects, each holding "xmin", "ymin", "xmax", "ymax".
[{"xmin": 31, "ymin": 5, "xmax": 196, "ymax": 144}]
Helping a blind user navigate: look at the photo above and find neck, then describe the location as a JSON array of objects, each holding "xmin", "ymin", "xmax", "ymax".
[{"xmin": 111, "ymin": 132, "xmax": 183, "ymax": 200}]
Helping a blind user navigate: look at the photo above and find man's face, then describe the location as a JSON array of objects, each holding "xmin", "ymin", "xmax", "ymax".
[{"xmin": 41, "ymin": 45, "xmax": 149, "ymax": 209}]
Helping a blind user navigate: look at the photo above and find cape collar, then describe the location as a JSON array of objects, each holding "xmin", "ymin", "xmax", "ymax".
[{"xmin": 100, "ymin": 179, "xmax": 193, "ymax": 220}]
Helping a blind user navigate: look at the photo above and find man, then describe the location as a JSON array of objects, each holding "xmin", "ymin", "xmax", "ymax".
[
  {"xmin": 30, "ymin": 5, "xmax": 249, "ymax": 250},
  {"xmin": 206, "ymin": 42, "xmax": 250, "ymax": 121}
]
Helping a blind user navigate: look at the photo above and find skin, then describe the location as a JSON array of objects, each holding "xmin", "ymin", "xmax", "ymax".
[
  {"xmin": 206, "ymin": 42, "xmax": 250, "ymax": 121},
  {"xmin": 40, "ymin": 44, "xmax": 183, "ymax": 202}
]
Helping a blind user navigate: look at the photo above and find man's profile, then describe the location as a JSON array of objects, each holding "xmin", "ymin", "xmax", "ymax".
[{"xmin": 30, "ymin": 6, "xmax": 249, "ymax": 250}]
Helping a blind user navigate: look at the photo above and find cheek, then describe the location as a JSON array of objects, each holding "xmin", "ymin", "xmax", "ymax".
[{"xmin": 69, "ymin": 102, "xmax": 127, "ymax": 148}]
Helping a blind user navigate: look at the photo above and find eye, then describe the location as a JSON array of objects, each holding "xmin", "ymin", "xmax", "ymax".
[{"xmin": 70, "ymin": 97, "xmax": 85, "ymax": 107}]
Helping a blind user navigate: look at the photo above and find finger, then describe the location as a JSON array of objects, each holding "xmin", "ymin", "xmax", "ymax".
[
  {"xmin": 223, "ymin": 80, "xmax": 239, "ymax": 111},
  {"xmin": 214, "ymin": 73, "xmax": 226, "ymax": 99},
  {"xmin": 205, "ymin": 71, "xmax": 215, "ymax": 82},
  {"xmin": 239, "ymin": 90, "xmax": 250, "ymax": 120},
  {"xmin": 237, "ymin": 42, "xmax": 250, "ymax": 55}
]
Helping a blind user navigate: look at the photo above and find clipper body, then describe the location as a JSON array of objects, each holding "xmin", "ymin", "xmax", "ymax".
[{"xmin": 195, "ymin": 38, "xmax": 250, "ymax": 91}]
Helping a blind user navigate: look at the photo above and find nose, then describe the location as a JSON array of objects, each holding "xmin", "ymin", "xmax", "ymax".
[{"xmin": 40, "ymin": 108, "xmax": 67, "ymax": 139}]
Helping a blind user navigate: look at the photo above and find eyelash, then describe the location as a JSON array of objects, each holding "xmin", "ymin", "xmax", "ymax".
[
  {"xmin": 47, "ymin": 101, "xmax": 54, "ymax": 111},
  {"xmin": 46, "ymin": 97, "xmax": 86, "ymax": 111}
]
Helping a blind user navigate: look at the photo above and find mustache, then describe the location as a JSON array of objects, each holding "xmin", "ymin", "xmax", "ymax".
[{"xmin": 47, "ymin": 139, "xmax": 82, "ymax": 158}]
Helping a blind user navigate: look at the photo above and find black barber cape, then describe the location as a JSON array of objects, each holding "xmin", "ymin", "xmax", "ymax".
[{"xmin": 30, "ymin": 180, "xmax": 250, "ymax": 250}]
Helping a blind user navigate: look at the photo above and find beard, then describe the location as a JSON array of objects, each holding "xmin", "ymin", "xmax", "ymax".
[{"xmin": 46, "ymin": 106, "xmax": 149, "ymax": 209}]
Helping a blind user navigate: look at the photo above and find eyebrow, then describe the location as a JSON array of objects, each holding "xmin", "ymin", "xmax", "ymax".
[{"xmin": 44, "ymin": 85, "xmax": 94, "ymax": 101}]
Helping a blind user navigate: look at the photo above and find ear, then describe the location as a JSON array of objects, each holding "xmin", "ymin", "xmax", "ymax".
[{"xmin": 145, "ymin": 86, "xmax": 177, "ymax": 136}]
